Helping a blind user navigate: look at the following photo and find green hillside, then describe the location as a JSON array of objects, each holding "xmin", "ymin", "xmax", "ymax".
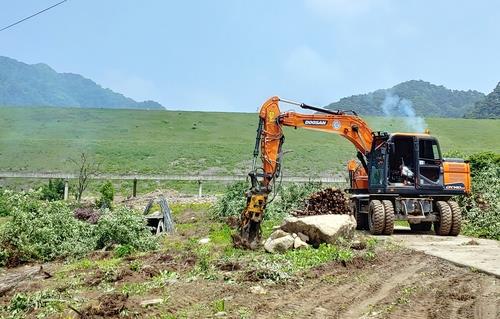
[
  {"xmin": 325, "ymin": 80, "xmax": 485, "ymax": 118},
  {"xmin": 465, "ymin": 82, "xmax": 500, "ymax": 119},
  {"xmin": 0, "ymin": 56, "xmax": 162, "ymax": 110},
  {"xmin": 0, "ymin": 107, "xmax": 498, "ymax": 177}
]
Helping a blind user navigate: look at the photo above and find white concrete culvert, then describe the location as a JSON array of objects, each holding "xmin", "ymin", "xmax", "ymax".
[{"xmin": 384, "ymin": 227, "xmax": 500, "ymax": 278}]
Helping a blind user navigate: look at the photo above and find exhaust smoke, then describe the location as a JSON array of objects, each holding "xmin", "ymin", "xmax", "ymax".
[{"xmin": 380, "ymin": 92, "xmax": 427, "ymax": 132}]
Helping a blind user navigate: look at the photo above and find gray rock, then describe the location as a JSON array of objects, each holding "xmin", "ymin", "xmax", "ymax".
[
  {"xmin": 268, "ymin": 229, "xmax": 290, "ymax": 240},
  {"xmin": 140, "ymin": 298, "xmax": 163, "ymax": 307},
  {"xmin": 297, "ymin": 232, "xmax": 309, "ymax": 243},
  {"xmin": 214, "ymin": 311, "xmax": 227, "ymax": 317},
  {"xmin": 281, "ymin": 215, "xmax": 356, "ymax": 245},
  {"xmin": 264, "ymin": 234, "xmax": 295, "ymax": 253},
  {"xmin": 293, "ymin": 236, "xmax": 309, "ymax": 249}
]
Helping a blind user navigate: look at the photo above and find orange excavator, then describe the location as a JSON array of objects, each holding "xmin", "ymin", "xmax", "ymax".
[{"xmin": 238, "ymin": 96, "xmax": 471, "ymax": 247}]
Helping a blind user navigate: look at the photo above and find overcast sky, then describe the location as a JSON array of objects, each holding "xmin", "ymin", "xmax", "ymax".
[{"xmin": 1, "ymin": 0, "xmax": 499, "ymax": 111}]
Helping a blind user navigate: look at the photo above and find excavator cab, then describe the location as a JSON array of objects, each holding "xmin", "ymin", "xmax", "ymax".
[{"xmin": 366, "ymin": 133, "xmax": 469, "ymax": 195}]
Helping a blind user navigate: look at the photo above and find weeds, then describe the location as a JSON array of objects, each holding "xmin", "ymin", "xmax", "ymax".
[
  {"xmin": 6, "ymin": 290, "xmax": 66, "ymax": 317},
  {"xmin": 212, "ymin": 299, "xmax": 225, "ymax": 313},
  {"xmin": 252, "ymin": 244, "xmax": 355, "ymax": 282}
]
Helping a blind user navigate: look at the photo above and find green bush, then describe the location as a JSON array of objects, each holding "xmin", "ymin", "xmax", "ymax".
[
  {"xmin": 94, "ymin": 206, "xmax": 158, "ymax": 251},
  {"xmin": 39, "ymin": 179, "xmax": 65, "ymax": 201},
  {"xmin": 467, "ymin": 152, "xmax": 500, "ymax": 173},
  {"xmin": 209, "ymin": 181, "xmax": 247, "ymax": 220},
  {"xmin": 0, "ymin": 193, "xmax": 95, "ymax": 264},
  {"xmin": 96, "ymin": 180, "xmax": 114, "ymax": 209},
  {"xmin": 0, "ymin": 190, "xmax": 12, "ymax": 217},
  {"xmin": 460, "ymin": 162, "xmax": 500, "ymax": 240},
  {"xmin": 0, "ymin": 192, "xmax": 157, "ymax": 266}
]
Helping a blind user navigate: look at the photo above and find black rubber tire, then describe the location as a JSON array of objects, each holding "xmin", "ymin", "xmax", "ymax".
[
  {"xmin": 448, "ymin": 201, "xmax": 462, "ymax": 236},
  {"xmin": 368, "ymin": 200, "xmax": 385, "ymax": 235},
  {"xmin": 434, "ymin": 201, "xmax": 452, "ymax": 236},
  {"xmin": 352, "ymin": 200, "xmax": 368, "ymax": 230},
  {"xmin": 409, "ymin": 222, "xmax": 432, "ymax": 232},
  {"xmin": 382, "ymin": 200, "xmax": 394, "ymax": 235}
]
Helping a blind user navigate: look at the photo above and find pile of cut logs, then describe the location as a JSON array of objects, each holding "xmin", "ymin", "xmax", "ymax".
[{"xmin": 293, "ymin": 188, "xmax": 351, "ymax": 216}]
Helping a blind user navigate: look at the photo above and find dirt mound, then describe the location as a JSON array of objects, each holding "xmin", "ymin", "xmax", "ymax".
[{"xmin": 80, "ymin": 292, "xmax": 128, "ymax": 318}]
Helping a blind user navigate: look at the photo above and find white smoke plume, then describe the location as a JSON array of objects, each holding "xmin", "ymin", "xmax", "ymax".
[{"xmin": 380, "ymin": 92, "xmax": 427, "ymax": 132}]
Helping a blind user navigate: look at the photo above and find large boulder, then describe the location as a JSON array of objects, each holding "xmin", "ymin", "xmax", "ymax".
[
  {"xmin": 280, "ymin": 215, "xmax": 356, "ymax": 245},
  {"xmin": 264, "ymin": 233, "xmax": 295, "ymax": 253}
]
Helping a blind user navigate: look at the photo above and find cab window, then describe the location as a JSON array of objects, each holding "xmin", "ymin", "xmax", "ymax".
[{"xmin": 419, "ymin": 139, "xmax": 441, "ymax": 160}]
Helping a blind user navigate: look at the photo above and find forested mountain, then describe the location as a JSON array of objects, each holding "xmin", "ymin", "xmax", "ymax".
[
  {"xmin": 465, "ymin": 82, "xmax": 500, "ymax": 119},
  {"xmin": 0, "ymin": 56, "xmax": 163, "ymax": 109},
  {"xmin": 325, "ymin": 80, "xmax": 485, "ymax": 118}
]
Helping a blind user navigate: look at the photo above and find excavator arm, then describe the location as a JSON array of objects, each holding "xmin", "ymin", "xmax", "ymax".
[{"xmin": 235, "ymin": 96, "xmax": 374, "ymax": 248}]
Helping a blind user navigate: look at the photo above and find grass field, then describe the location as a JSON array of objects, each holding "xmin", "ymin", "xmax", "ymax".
[{"xmin": 0, "ymin": 107, "xmax": 498, "ymax": 178}]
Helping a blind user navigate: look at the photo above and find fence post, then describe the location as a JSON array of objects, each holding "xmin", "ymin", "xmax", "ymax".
[
  {"xmin": 133, "ymin": 178, "xmax": 137, "ymax": 198},
  {"xmin": 198, "ymin": 180, "xmax": 202, "ymax": 198},
  {"xmin": 64, "ymin": 180, "xmax": 69, "ymax": 201}
]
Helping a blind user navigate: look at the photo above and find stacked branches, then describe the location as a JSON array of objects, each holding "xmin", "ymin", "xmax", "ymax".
[{"xmin": 294, "ymin": 188, "xmax": 351, "ymax": 216}]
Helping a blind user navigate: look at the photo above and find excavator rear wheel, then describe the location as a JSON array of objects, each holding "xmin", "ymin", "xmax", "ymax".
[
  {"xmin": 368, "ymin": 200, "xmax": 385, "ymax": 235},
  {"xmin": 448, "ymin": 201, "xmax": 462, "ymax": 236},
  {"xmin": 381, "ymin": 200, "xmax": 394, "ymax": 235},
  {"xmin": 434, "ymin": 201, "xmax": 452, "ymax": 236}
]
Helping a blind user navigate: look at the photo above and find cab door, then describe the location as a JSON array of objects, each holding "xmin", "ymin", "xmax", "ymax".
[
  {"xmin": 368, "ymin": 143, "xmax": 387, "ymax": 193},
  {"xmin": 415, "ymin": 138, "xmax": 444, "ymax": 190}
]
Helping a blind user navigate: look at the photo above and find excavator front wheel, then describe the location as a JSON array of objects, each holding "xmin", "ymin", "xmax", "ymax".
[{"xmin": 368, "ymin": 200, "xmax": 385, "ymax": 235}]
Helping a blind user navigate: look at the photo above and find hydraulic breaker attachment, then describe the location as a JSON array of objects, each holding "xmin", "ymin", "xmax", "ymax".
[{"xmin": 234, "ymin": 193, "xmax": 267, "ymax": 249}]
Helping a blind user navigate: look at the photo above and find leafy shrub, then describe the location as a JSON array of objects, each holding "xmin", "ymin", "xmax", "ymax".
[
  {"xmin": 0, "ymin": 193, "xmax": 95, "ymax": 265},
  {"xmin": 0, "ymin": 192, "xmax": 157, "ymax": 266},
  {"xmin": 96, "ymin": 180, "xmax": 114, "ymax": 209},
  {"xmin": 94, "ymin": 206, "xmax": 158, "ymax": 251},
  {"xmin": 467, "ymin": 152, "xmax": 500, "ymax": 173},
  {"xmin": 0, "ymin": 190, "xmax": 12, "ymax": 216},
  {"xmin": 442, "ymin": 151, "xmax": 499, "ymax": 240},
  {"xmin": 39, "ymin": 179, "xmax": 65, "ymax": 201},
  {"xmin": 209, "ymin": 181, "xmax": 247, "ymax": 220},
  {"xmin": 460, "ymin": 162, "xmax": 500, "ymax": 240}
]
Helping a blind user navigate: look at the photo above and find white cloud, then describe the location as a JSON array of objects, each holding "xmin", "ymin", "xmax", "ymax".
[{"xmin": 304, "ymin": 0, "xmax": 387, "ymax": 17}]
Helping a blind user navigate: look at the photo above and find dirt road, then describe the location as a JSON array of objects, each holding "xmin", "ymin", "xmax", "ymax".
[{"xmin": 386, "ymin": 227, "xmax": 500, "ymax": 278}]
